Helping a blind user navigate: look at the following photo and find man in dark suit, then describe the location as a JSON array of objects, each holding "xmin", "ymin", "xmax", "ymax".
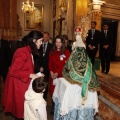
[
  {"xmin": 100, "ymin": 23, "xmax": 113, "ymax": 74},
  {"xmin": 39, "ymin": 32, "xmax": 52, "ymax": 99},
  {"xmin": 86, "ymin": 21, "xmax": 101, "ymax": 65}
]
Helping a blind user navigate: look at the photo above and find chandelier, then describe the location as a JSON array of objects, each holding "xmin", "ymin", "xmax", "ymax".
[{"xmin": 22, "ymin": 0, "xmax": 35, "ymax": 14}]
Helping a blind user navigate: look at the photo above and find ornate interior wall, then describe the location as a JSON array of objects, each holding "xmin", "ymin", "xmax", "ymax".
[
  {"xmin": 102, "ymin": 4, "xmax": 120, "ymax": 20},
  {"xmin": 0, "ymin": 0, "xmax": 18, "ymax": 40},
  {"xmin": 105, "ymin": 0, "xmax": 120, "ymax": 5},
  {"xmin": 75, "ymin": 0, "xmax": 88, "ymax": 25}
]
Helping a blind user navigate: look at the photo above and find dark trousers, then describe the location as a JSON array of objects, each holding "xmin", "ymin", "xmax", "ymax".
[
  {"xmin": 101, "ymin": 49, "xmax": 111, "ymax": 72},
  {"xmin": 15, "ymin": 118, "xmax": 24, "ymax": 120},
  {"xmin": 86, "ymin": 49, "xmax": 97, "ymax": 66},
  {"xmin": 43, "ymin": 69, "xmax": 50, "ymax": 99},
  {"xmin": 0, "ymin": 68, "xmax": 8, "ymax": 82}
]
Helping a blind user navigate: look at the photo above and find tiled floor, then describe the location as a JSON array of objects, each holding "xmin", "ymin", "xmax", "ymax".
[
  {"xmin": 96, "ymin": 62, "xmax": 120, "ymax": 107},
  {"xmin": 0, "ymin": 62, "xmax": 120, "ymax": 120},
  {"xmin": 96, "ymin": 62, "xmax": 120, "ymax": 78}
]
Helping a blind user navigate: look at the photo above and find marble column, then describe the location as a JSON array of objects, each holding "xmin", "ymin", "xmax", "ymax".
[
  {"xmin": 75, "ymin": 0, "xmax": 88, "ymax": 26},
  {"xmin": 9, "ymin": 0, "xmax": 17, "ymax": 39},
  {"xmin": 1, "ymin": 0, "xmax": 10, "ymax": 39},
  {"xmin": 66, "ymin": 0, "xmax": 74, "ymax": 40},
  {"xmin": 0, "ymin": 0, "xmax": 17, "ymax": 40},
  {"xmin": 93, "ymin": 14, "xmax": 102, "ymax": 31},
  {"xmin": 0, "ymin": 0, "xmax": 4, "ymax": 29}
]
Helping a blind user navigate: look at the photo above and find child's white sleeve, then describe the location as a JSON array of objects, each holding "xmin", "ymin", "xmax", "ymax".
[{"xmin": 37, "ymin": 104, "xmax": 47, "ymax": 120}]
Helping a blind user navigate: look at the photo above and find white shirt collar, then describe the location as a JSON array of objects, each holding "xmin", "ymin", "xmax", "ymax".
[{"xmin": 43, "ymin": 42, "xmax": 48, "ymax": 45}]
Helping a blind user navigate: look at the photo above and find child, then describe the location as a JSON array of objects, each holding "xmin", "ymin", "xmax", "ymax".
[{"xmin": 24, "ymin": 77, "xmax": 47, "ymax": 120}]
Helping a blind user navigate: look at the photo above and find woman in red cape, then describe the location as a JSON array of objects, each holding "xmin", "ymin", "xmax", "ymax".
[{"xmin": 2, "ymin": 30, "xmax": 43, "ymax": 120}]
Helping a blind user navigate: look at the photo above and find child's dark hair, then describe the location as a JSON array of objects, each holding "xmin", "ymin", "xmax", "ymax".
[{"xmin": 32, "ymin": 77, "xmax": 47, "ymax": 93}]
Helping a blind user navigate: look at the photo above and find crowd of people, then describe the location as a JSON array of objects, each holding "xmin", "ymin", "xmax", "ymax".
[{"xmin": 0, "ymin": 21, "xmax": 113, "ymax": 120}]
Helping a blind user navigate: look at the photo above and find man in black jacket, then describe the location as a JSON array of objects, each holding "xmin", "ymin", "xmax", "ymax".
[
  {"xmin": 86, "ymin": 21, "xmax": 101, "ymax": 66},
  {"xmin": 100, "ymin": 23, "xmax": 113, "ymax": 74},
  {"xmin": 39, "ymin": 32, "xmax": 52, "ymax": 99}
]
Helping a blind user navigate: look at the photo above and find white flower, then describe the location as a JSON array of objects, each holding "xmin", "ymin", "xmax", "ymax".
[
  {"xmin": 60, "ymin": 57, "xmax": 63, "ymax": 61},
  {"xmin": 37, "ymin": 72, "xmax": 42, "ymax": 77},
  {"xmin": 60, "ymin": 54, "xmax": 66, "ymax": 61}
]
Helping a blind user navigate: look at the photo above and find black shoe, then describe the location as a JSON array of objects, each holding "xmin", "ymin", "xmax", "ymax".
[
  {"xmin": 105, "ymin": 72, "xmax": 108, "ymax": 74},
  {"xmin": 15, "ymin": 118, "xmax": 24, "ymax": 120},
  {"xmin": 0, "ymin": 109, "xmax": 4, "ymax": 114},
  {"xmin": 101, "ymin": 70, "xmax": 104, "ymax": 73}
]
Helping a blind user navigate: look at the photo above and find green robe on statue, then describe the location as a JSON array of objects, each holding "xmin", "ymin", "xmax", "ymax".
[{"xmin": 62, "ymin": 47, "xmax": 100, "ymax": 102}]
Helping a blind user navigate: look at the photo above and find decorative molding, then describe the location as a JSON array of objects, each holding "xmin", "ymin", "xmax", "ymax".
[
  {"xmin": 102, "ymin": 12, "xmax": 120, "ymax": 17},
  {"xmin": 101, "ymin": 3, "xmax": 120, "ymax": 19},
  {"xmin": 104, "ymin": 0, "xmax": 120, "ymax": 5},
  {"xmin": 103, "ymin": 3, "xmax": 120, "ymax": 10}
]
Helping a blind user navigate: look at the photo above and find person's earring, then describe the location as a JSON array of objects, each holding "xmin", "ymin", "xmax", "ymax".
[{"xmin": 33, "ymin": 39, "xmax": 36, "ymax": 43}]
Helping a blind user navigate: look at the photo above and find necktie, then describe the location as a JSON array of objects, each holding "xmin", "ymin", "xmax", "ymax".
[
  {"xmin": 92, "ymin": 29, "xmax": 95, "ymax": 34},
  {"xmin": 91, "ymin": 29, "xmax": 95, "ymax": 39},
  {"xmin": 105, "ymin": 30, "xmax": 107, "ymax": 38},
  {"xmin": 43, "ymin": 44, "xmax": 46, "ymax": 55}
]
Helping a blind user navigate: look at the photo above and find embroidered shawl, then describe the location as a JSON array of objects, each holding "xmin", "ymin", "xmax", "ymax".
[{"xmin": 62, "ymin": 47, "xmax": 100, "ymax": 102}]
